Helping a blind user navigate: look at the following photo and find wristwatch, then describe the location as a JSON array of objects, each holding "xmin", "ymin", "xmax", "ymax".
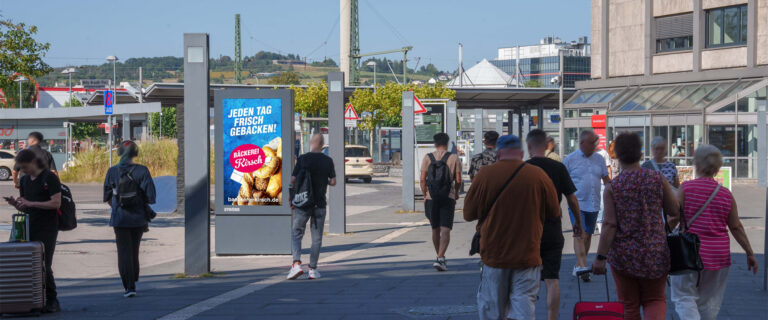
[{"xmin": 596, "ymin": 254, "xmax": 608, "ymax": 261}]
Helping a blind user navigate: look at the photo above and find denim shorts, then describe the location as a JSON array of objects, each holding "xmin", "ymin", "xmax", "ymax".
[{"xmin": 568, "ymin": 210, "xmax": 599, "ymax": 235}]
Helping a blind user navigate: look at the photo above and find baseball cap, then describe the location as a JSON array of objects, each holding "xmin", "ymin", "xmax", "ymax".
[{"xmin": 496, "ymin": 135, "xmax": 521, "ymax": 150}]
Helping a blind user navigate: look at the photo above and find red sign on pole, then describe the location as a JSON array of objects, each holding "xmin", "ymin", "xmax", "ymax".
[
  {"xmin": 344, "ymin": 103, "xmax": 359, "ymax": 120},
  {"xmin": 414, "ymin": 96, "xmax": 427, "ymax": 114},
  {"xmin": 591, "ymin": 114, "xmax": 607, "ymax": 150}
]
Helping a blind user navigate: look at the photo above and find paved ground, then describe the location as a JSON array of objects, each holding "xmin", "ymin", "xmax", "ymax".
[{"xmin": 0, "ymin": 178, "xmax": 766, "ymax": 319}]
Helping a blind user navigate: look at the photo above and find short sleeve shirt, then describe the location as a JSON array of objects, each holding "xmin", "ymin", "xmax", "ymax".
[
  {"xmin": 563, "ymin": 150, "xmax": 609, "ymax": 212},
  {"xmin": 527, "ymin": 157, "xmax": 578, "ymax": 244},
  {"xmin": 420, "ymin": 150, "xmax": 461, "ymax": 200},
  {"xmin": 19, "ymin": 170, "xmax": 61, "ymax": 233},
  {"xmin": 291, "ymin": 152, "xmax": 336, "ymax": 207},
  {"xmin": 469, "ymin": 148, "xmax": 497, "ymax": 179}
]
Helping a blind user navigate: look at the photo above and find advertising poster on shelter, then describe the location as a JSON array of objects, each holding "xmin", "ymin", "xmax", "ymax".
[{"xmin": 222, "ymin": 98, "xmax": 283, "ymax": 206}]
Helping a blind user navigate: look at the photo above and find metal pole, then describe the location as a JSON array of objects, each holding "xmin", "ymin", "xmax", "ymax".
[
  {"xmin": 328, "ymin": 72, "xmax": 346, "ymax": 234},
  {"xmin": 401, "ymin": 91, "xmax": 415, "ymax": 211},
  {"xmin": 183, "ymin": 33, "xmax": 211, "ymax": 275},
  {"xmin": 373, "ymin": 64, "xmax": 376, "ymax": 91},
  {"xmin": 758, "ymin": 100, "xmax": 767, "ymax": 290},
  {"xmin": 18, "ymin": 81, "xmax": 22, "ymax": 109},
  {"xmin": 402, "ymin": 51, "xmax": 407, "ymax": 84},
  {"xmin": 558, "ymin": 49, "xmax": 565, "ymax": 157},
  {"xmin": 474, "ymin": 108, "xmax": 483, "ymax": 155},
  {"xmin": 68, "ymin": 73, "xmax": 72, "ymax": 105}
]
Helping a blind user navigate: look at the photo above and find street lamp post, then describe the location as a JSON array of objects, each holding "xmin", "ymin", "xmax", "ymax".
[
  {"xmin": 106, "ymin": 55, "xmax": 118, "ymax": 166},
  {"xmin": 556, "ymin": 49, "xmax": 564, "ymax": 157},
  {"xmin": 61, "ymin": 68, "xmax": 77, "ymax": 106},
  {"xmin": 366, "ymin": 61, "xmax": 377, "ymax": 92},
  {"xmin": 14, "ymin": 76, "xmax": 27, "ymax": 109}
]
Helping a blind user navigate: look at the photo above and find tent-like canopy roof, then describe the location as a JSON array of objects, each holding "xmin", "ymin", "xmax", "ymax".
[{"xmin": 447, "ymin": 59, "xmax": 518, "ymax": 88}]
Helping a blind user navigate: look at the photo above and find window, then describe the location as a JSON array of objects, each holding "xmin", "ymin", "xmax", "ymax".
[
  {"xmin": 0, "ymin": 151, "xmax": 13, "ymax": 159},
  {"xmin": 655, "ymin": 13, "xmax": 693, "ymax": 53},
  {"xmin": 706, "ymin": 5, "xmax": 748, "ymax": 48}
]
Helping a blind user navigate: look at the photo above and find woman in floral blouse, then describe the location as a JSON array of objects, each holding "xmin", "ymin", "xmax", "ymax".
[{"xmin": 591, "ymin": 132, "xmax": 679, "ymax": 320}]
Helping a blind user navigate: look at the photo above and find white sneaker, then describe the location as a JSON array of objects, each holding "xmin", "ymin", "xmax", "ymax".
[
  {"xmin": 572, "ymin": 266, "xmax": 590, "ymax": 277},
  {"xmin": 433, "ymin": 257, "xmax": 447, "ymax": 271},
  {"xmin": 286, "ymin": 262, "xmax": 304, "ymax": 280},
  {"xmin": 595, "ymin": 223, "xmax": 602, "ymax": 235},
  {"xmin": 308, "ymin": 268, "xmax": 321, "ymax": 280}
]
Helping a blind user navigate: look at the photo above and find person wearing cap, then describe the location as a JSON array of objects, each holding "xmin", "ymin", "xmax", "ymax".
[
  {"xmin": 468, "ymin": 131, "xmax": 499, "ymax": 181},
  {"xmin": 545, "ymin": 136, "xmax": 562, "ymax": 162},
  {"xmin": 464, "ymin": 134, "xmax": 560, "ymax": 320}
]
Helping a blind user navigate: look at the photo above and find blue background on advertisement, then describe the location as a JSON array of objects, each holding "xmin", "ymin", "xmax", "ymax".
[{"xmin": 222, "ymin": 98, "xmax": 282, "ymax": 204}]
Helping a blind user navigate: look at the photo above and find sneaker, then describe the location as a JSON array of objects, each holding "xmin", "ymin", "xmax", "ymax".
[
  {"xmin": 286, "ymin": 262, "xmax": 304, "ymax": 280},
  {"xmin": 42, "ymin": 298, "xmax": 61, "ymax": 313},
  {"xmin": 572, "ymin": 266, "xmax": 590, "ymax": 277},
  {"xmin": 594, "ymin": 223, "xmax": 602, "ymax": 235},
  {"xmin": 433, "ymin": 257, "xmax": 447, "ymax": 272},
  {"xmin": 123, "ymin": 290, "xmax": 136, "ymax": 298},
  {"xmin": 581, "ymin": 272, "xmax": 592, "ymax": 282},
  {"xmin": 308, "ymin": 268, "xmax": 321, "ymax": 280}
]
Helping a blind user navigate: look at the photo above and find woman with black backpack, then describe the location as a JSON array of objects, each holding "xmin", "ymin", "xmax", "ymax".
[{"xmin": 103, "ymin": 140, "xmax": 156, "ymax": 298}]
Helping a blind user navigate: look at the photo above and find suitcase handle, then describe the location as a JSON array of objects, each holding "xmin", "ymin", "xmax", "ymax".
[
  {"xmin": 10, "ymin": 213, "xmax": 30, "ymax": 242},
  {"xmin": 576, "ymin": 267, "xmax": 611, "ymax": 302}
]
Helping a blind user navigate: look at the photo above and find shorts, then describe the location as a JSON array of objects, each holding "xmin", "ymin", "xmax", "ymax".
[
  {"xmin": 569, "ymin": 210, "xmax": 598, "ymax": 235},
  {"xmin": 425, "ymin": 199, "xmax": 455, "ymax": 229},
  {"xmin": 478, "ymin": 264, "xmax": 541, "ymax": 320},
  {"xmin": 540, "ymin": 240, "xmax": 565, "ymax": 280}
]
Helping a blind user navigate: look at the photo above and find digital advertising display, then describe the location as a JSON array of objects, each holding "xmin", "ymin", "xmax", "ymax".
[{"xmin": 215, "ymin": 89, "xmax": 294, "ymax": 215}]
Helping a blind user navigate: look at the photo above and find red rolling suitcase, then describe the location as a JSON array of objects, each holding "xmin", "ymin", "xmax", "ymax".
[
  {"xmin": 573, "ymin": 269, "xmax": 623, "ymax": 319},
  {"xmin": 0, "ymin": 214, "xmax": 46, "ymax": 316}
]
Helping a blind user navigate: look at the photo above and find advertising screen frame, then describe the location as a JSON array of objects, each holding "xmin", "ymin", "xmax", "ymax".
[{"xmin": 214, "ymin": 88, "xmax": 294, "ymax": 216}]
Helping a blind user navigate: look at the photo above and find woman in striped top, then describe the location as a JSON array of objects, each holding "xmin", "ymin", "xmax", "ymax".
[{"xmin": 670, "ymin": 144, "xmax": 758, "ymax": 320}]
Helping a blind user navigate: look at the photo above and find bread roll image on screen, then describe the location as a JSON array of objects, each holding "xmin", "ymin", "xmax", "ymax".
[
  {"xmin": 266, "ymin": 173, "xmax": 281, "ymax": 198},
  {"xmin": 253, "ymin": 146, "xmax": 280, "ymax": 179}
]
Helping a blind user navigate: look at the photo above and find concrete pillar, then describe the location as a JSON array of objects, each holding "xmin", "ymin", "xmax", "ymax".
[
  {"xmin": 693, "ymin": 0, "xmax": 703, "ymax": 72},
  {"xmin": 495, "ymin": 110, "xmax": 504, "ymax": 135},
  {"xmin": 473, "ymin": 108, "xmax": 483, "ymax": 155},
  {"xmin": 328, "ymin": 72, "xmax": 346, "ymax": 234},
  {"xmin": 182, "ymin": 33, "xmax": 211, "ymax": 276},
  {"xmin": 122, "ymin": 113, "xmax": 131, "ymax": 141},
  {"xmin": 401, "ymin": 91, "xmax": 414, "ymax": 211},
  {"xmin": 339, "ymin": 0, "xmax": 351, "ymax": 86},
  {"xmin": 446, "ymin": 101, "xmax": 457, "ymax": 152},
  {"xmin": 601, "ymin": 0, "xmax": 609, "ymax": 79}
]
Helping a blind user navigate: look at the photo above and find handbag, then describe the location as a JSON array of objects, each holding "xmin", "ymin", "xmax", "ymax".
[
  {"xmin": 666, "ymin": 184, "xmax": 721, "ymax": 276},
  {"xmin": 469, "ymin": 163, "xmax": 525, "ymax": 256}
]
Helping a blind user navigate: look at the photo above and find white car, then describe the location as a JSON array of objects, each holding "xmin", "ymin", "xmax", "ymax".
[{"xmin": 0, "ymin": 149, "xmax": 16, "ymax": 180}]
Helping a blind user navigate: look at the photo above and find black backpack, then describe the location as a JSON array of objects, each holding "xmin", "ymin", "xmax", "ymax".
[
  {"xmin": 291, "ymin": 159, "xmax": 315, "ymax": 209},
  {"xmin": 116, "ymin": 167, "xmax": 143, "ymax": 209},
  {"xmin": 426, "ymin": 153, "xmax": 453, "ymax": 201},
  {"xmin": 57, "ymin": 184, "xmax": 77, "ymax": 231},
  {"xmin": 39, "ymin": 170, "xmax": 77, "ymax": 231}
]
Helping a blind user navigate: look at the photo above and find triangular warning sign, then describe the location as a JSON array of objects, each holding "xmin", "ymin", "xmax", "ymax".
[
  {"xmin": 344, "ymin": 103, "xmax": 359, "ymax": 120},
  {"xmin": 414, "ymin": 96, "xmax": 427, "ymax": 114}
]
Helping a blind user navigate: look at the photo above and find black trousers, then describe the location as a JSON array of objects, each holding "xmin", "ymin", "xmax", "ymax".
[
  {"xmin": 30, "ymin": 229, "xmax": 58, "ymax": 301},
  {"xmin": 114, "ymin": 227, "xmax": 144, "ymax": 291}
]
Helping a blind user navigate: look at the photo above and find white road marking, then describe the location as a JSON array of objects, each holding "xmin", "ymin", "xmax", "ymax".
[{"xmin": 157, "ymin": 219, "xmax": 427, "ymax": 320}]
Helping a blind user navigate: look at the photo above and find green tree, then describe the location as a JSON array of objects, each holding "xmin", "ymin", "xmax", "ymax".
[
  {"xmin": 149, "ymin": 107, "xmax": 177, "ymax": 138},
  {"xmin": 291, "ymin": 81, "xmax": 328, "ymax": 115},
  {"xmin": 268, "ymin": 70, "xmax": 301, "ymax": 85},
  {"xmin": 0, "ymin": 19, "xmax": 52, "ymax": 108},
  {"xmin": 61, "ymin": 97, "xmax": 101, "ymax": 140},
  {"xmin": 524, "ymin": 80, "xmax": 543, "ymax": 88}
]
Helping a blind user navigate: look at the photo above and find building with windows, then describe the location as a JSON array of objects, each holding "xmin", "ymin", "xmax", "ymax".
[
  {"xmin": 565, "ymin": 0, "xmax": 768, "ymax": 179},
  {"xmin": 491, "ymin": 36, "xmax": 592, "ymax": 88}
]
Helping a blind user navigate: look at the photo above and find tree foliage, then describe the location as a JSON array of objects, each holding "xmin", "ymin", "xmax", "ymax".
[
  {"xmin": 292, "ymin": 81, "xmax": 328, "ymax": 116},
  {"xmin": 149, "ymin": 107, "xmax": 178, "ymax": 138},
  {"xmin": 268, "ymin": 70, "xmax": 301, "ymax": 85},
  {"xmin": 350, "ymin": 81, "xmax": 456, "ymax": 132},
  {"xmin": 0, "ymin": 19, "xmax": 52, "ymax": 108}
]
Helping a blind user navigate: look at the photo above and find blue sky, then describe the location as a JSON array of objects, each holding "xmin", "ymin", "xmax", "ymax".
[{"xmin": 0, "ymin": 0, "xmax": 590, "ymax": 71}]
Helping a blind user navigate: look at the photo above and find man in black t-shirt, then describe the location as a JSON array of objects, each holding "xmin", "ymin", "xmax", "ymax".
[
  {"xmin": 5, "ymin": 149, "xmax": 62, "ymax": 313},
  {"xmin": 287, "ymin": 133, "xmax": 336, "ymax": 280},
  {"xmin": 13, "ymin": 132, "xmax": 57, "ymax": 189},
  {"xmin": 525, "ymin": 129, "xmax": 582, "ymax": 320}
]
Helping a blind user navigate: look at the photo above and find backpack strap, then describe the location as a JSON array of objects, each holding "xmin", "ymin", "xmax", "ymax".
[
  {"xmin": 478, "ymin": 163, "xmax": 526, "ymax": 226},
  {"xmin": 427, "ymin": 153, "xmax": 436, "ymax": 163},
  {"xmin": 440, "ymin": 152, "xmax": 451, "ymax": 163}
]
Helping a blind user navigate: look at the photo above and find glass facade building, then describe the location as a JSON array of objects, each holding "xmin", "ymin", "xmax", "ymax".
[
  {"xmin": 490, "ymin": 56, "xmax": 591, "ymax": 88},
  {"xmin": 564, "ymin": 78, "xmax": 767, "ymax": 179}
]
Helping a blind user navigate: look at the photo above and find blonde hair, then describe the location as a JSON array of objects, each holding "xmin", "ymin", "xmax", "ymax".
[{"xmin": 693, "ymin": 144, "xmax": 722, "ymax": 177}]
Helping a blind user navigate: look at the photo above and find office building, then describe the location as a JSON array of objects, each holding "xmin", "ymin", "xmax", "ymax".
[
  {"xmin": 492, "ymin": 36, "xmax": 592, "ymax": 88},
  {"xmin": 565, "ymin": 0, "xmax": 768, "ymax": 179}
]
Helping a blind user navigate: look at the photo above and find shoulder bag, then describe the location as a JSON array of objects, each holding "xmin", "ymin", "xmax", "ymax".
[
  {"xmin": 469, "ymin": 163, "xmax": 525, "ymax": 256},
  {"xmin": 666, "ymin": 184, "xmax": 721, "ymax": 276}
]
